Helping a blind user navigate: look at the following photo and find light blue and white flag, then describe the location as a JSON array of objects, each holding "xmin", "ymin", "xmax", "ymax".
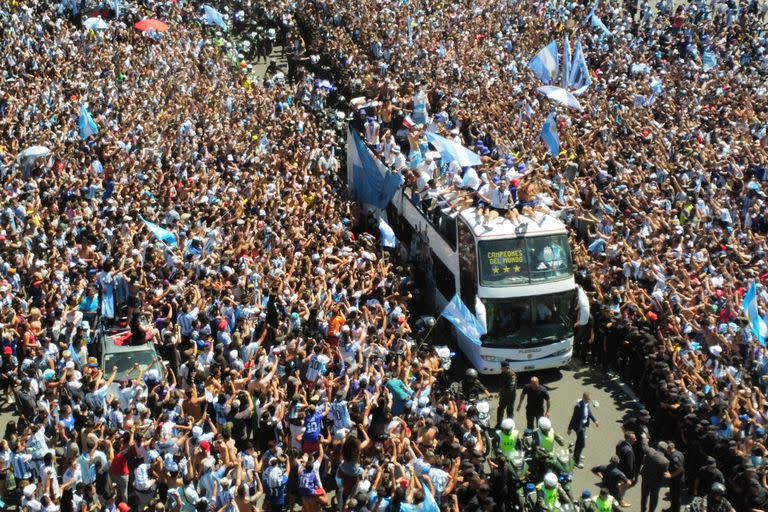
[
  {"xmin": 528, "ymin": 41, "xmax": 559, "ymax": 85},
  {"xmin": 202, "ymin": 5, "xmax": 228, "ymax": 31},
  {"xmin": 562, "ymin": 34, "xmax": 571, "ymax": 90},
  {"xmin": 540, "ymin": 111, "xmax": 560, "ymax": 158},
  {"xmin": 441, "ymin": 295, "xmax": 486, "ymax": 346},
  {"xmin": 590, "ymin": 14, "xmax": 612, "ymax": 37},
  {"xmin": 407, "ymin": 16, "xmax": 413, "ymax": 46},
  {"xmin": 648, "ymin": 77, "xmax": 664, "ymax": 105},
  {"xmin": 568, "ymin": 37, "xmax": 592, "ymax": 95},
  {"xmin": 743, "ymin": 281, "xmax": 767, "ymax": 346},
  {"xmin": 140, "ymin": 216, "xmax": 178, "ymax": 248},
  {"xmin": 702, "ymin": 49, "xmax": 717, "ymax": 71},
  {"xmin": 78, "ymin": 104, "xmax": 98, "ymax": 140}
]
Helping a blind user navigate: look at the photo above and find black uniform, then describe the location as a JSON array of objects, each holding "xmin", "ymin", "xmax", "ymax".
[{"xmin": 497, "ymin": 364, "xmax": 517, "ymax": 425}]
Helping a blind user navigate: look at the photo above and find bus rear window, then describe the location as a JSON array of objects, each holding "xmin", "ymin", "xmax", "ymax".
[{"xmin": 478, "ymin": 235, "xmax": 572, "ymax": 286}]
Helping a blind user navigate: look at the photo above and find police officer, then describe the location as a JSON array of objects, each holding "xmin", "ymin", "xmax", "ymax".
[
  {"xmin": 533, "ymin": 417, "xmax": 564, "ymax": 455},
  {"xmin": 462, "ymin": 368, "xmax": 490, "ymax": 402},
  {"xmin": 497, "ymin": 360, "xmax": 517, "ymax": 426},
  {"xmin": 592, "ymin": 487, "xmax": 624, "ymax": 512},
  {"xmin": 494, "ymin": 418, "xmax": 520, "ymax": 459},
  {"xmin": 536, "ymin": 472, "xmax": 572, "ymax": 511}
]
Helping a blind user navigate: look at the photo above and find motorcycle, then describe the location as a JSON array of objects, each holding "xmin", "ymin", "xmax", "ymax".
[
  {"xmin": 550, "ymin": 444, "xmax": 576, "ymax": 500},
  {"xmin": 467, "ymin": 398, "xmax": 493, "ymax": 456}
]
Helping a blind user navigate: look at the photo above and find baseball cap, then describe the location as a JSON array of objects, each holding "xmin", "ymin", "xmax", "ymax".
[
  {"xmin": 118, "ymin": 503, "xmax": 131, "ymax": 512},
  {"xmin": 3, "ymin": 347, "xmax": 11, "ymax": 355},
  {"xmin": 200, "ymin": 441, "xmax": 211, "ymax": 452}
]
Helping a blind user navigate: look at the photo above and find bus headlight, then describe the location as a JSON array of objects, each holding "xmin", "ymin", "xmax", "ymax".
[
  {"xmin": 480, "ymin": 355, "xmax": 504, "ymax": 362},
  {"xmin": 552, "ymin": 347, "xmax": 571, "ymax": 357}
]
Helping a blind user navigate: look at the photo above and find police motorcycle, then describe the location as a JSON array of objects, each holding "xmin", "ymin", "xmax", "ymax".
[
  {"xmin": 520, "ymin": 422, "xmax": 576, "ymax": 501},
  {"xmin": 492, "ymin": 418, "xmax": 529, "ymax": 510},
  {"xmin": 447, "ymin": 369, "xmax": 493, "ymax": 456}
]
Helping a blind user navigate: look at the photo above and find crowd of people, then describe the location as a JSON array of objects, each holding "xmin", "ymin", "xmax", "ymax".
[
  {"xmin": 1, "ymin": 0, "xmax": 768, "ymax": 511},
  {"xmin": 291, "ymin": 0, "xmax": 768, "ymax": 509}
]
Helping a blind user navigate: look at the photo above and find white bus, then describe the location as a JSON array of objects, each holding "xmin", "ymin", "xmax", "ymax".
[
  {"xmin": 346, "ymin": 128, "xmax": 577, "ymax": 374},
  {"xmin": 385, "ymin": 186, "xmax": 576, "ymax": 374}
]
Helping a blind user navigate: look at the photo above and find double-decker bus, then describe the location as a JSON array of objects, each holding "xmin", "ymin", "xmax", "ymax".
[{"xmin": 347, "ymin": 128, "xmax": 578, "ymax": 374}]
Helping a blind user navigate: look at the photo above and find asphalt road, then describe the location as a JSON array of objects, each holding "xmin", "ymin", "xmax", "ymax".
[{"xmin": 479, "ymin": 361, "xmax": 645, "ymax": 508}]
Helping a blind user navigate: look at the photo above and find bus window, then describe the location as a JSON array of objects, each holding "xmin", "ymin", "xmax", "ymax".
[
  {"xmin": 477, "ymin": 238, "xmax": 529, "ymax": 285},
  {"xmin": 477, "ymin": 234, "xmax": 572, "ymax": 286},
  {"xmin": 431, "ymin": 250, "xmax": 456, "ymax": 300},
  {"xmin": 457, "ymin": 220, "xmax": 478, "ymax": 312},
  {"xmin": 481, "ymin": 290, "xmax": 575, "ymax": 347},
  {"xmin": 526, "ymin": 234, "xmax": 571, "ymax": 282}
]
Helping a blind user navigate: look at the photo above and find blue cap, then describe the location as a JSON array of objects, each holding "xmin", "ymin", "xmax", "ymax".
[
  {"xmin": 581, "ymin": 490, "xmax": 592, "ymax": 499},
  {"xmin": 525, "ymin": 483, "xmax": 536, "ymax": 492}
]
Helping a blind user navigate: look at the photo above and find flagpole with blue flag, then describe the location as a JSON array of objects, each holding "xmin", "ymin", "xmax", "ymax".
[
  {"xmin": 440, "ymin": 295, "xmax": 485, "ymax": 346},
  {"xmin": 562, "ymin": 34, "xmax": 571, "ymax": 90},
  {"xmin": 743, "ymin": 281, "xmax": 767, "ymax": 346},
  {"xmin": 540, "ymin": 111, "xmax": 560, "ymax": 158},
  {"xmin": 140, "ymin": 216, "xmax": 178, "ymax": 249},
  {"xmin": 78, "ymin": 104, "xmax": 99, "ymax": 140},
  {"xmin": 407, "ymin": 16, "xmax": 412, "ymax": 46}
]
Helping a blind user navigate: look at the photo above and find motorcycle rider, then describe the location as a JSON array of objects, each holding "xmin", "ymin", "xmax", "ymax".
[
  {"xmin": 462, "ymin": 368, "xmax": 491, "ymax": 401},
  {"xmin": 532, "ymin": 416, "xmax": 565, "ymax": 454},
  {"xmin": 686, "ymin": 482, "xmax": 735, "ymax": 512},
  {"xmin": 494, "ymin": 418, "xmax": 520, "ymax": 459},
  {"xmin": 535, "ymin": 472, "xmax": 572, "ymax": 511},
  {"xmin": 591, "ymin": 487, "xmax": 623, "ymax": 511}
]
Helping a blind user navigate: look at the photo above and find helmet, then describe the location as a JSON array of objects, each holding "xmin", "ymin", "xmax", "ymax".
[
  {"xmin": 465, "ymin": 368, "xmax": 478, "ymax": 380},
  {"xmin": 538, "ymin": 417, "xmax": 552, "ymax": 432},
  {"xmin": 710, "ymin": 482, "xmax": 726, "ymax": 496},
  {"xmin": 543, "ymin": 472, "xmax": 558, "ymax": 488},
  {"xmin": 501, "ymin": 418, "xmax": 515, "ymax": 431}
]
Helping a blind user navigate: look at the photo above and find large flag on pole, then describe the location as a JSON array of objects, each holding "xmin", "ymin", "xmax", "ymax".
[
  {"xmin": 540, "ymin": 111, "xmax": 560, "ymax": 158},
  {"xmin": 528, "ymin": 41, "xmax": 559, "ymax": 85},
  {"xmin": 78, "ymin": 104, "xmax": 98, "ymax": 140},
  {"xmin": 440, "ymin": 295, "xmax": 485, "ymax": 346},
  {"xmin": 567, "ymin": 36, "xmax": 592, "ymax": 95},
  {"xmin": 140, "ymin": 216, "xmax": 178, "ymax": 248},
  {"xmin": 743, "ymin": 281, "xmax": 767, "ymax": 346}
]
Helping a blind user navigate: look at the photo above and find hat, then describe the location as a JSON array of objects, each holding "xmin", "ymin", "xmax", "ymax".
[
  {"xmin": 581, "ymin": 490, "xmax": 592, "ymax": 499},
  {"xmin": 200, "ymin": 441, "xmax": 211, "ymax": 452},
  {"xmin": 710, "ymin": 345, "xmax": 723, "ymax": 357},
  {"xmin": 118, "ymin": 503, "xmax": 130, "ymax": 512},
  {"xmin": 23, "ymin": 484, "xmax": 37, "ymax": 497},
  {"xmin": 87, "ymin": 357, "xmax": 99, "ymax": 367},
  {"xmin": 192, "ymin": 426, "xmax": 203, "ymax": 438},
  {"xmin": 269, "ymin": 457, "xmax": 278, "ymax": 464},
  {"xmin": 3, "ymin": 347, "xmax": 11, "ymax": 355}
]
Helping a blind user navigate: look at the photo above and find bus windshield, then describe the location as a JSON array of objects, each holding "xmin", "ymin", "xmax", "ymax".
[
  {"xmin": 481, "ymin": 290, "xmax": 575, "ymax": 347},
  {"xmin": 478, "ymin": 234, "xmax": 572, "ymax": 286}
]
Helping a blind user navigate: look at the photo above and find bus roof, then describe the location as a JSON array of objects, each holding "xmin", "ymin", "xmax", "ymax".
[{"xmin": 457, "ymin": 206, "xmax": 568, "ymax": 240}]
